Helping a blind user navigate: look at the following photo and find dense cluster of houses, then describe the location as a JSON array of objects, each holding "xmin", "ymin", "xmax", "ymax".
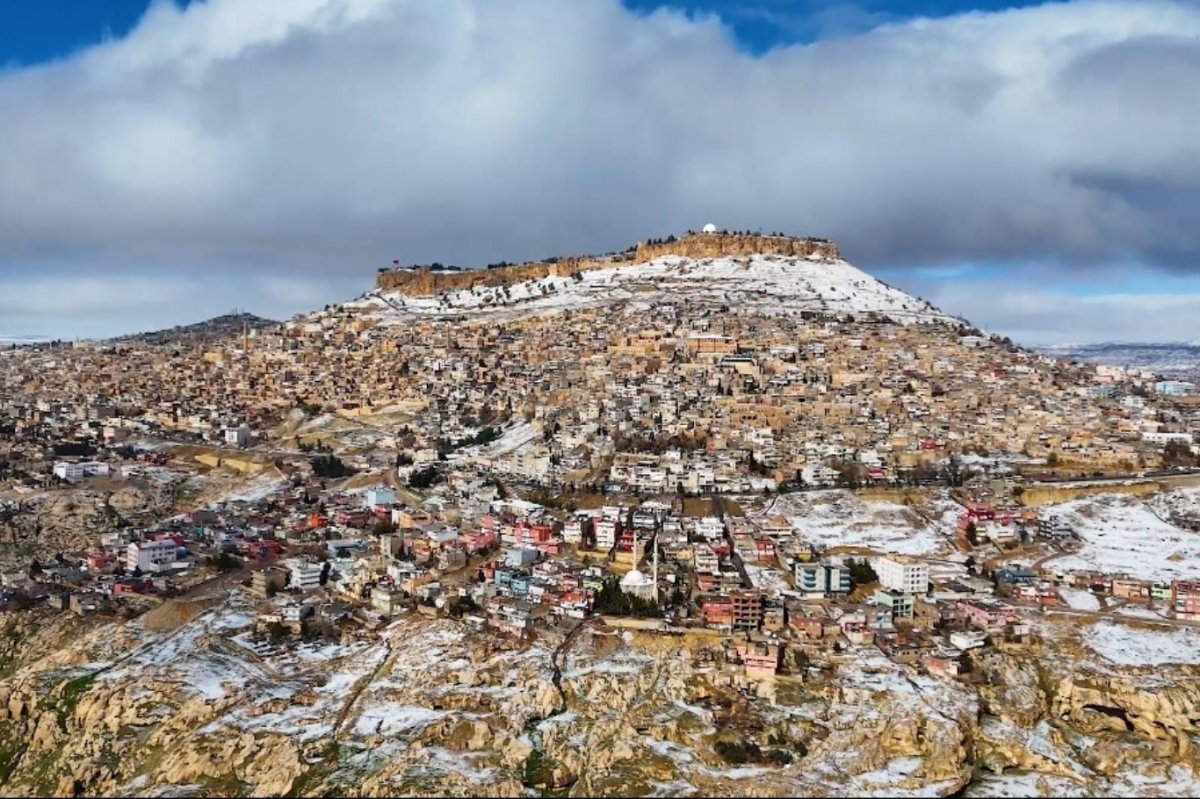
[
  {"xmin": 5, "ymin": 456, "xmax": 1200, "ymax": 685},
  {"xmin": 5, "ymin": 268, "xmax": 1200, "ymax": 515}
]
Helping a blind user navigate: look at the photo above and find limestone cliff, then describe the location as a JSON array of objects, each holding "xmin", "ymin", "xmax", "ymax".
[
  {"xmin": 633, "ymin": 233, "xmax": 839, "ymax": 264},
  {"xmin": 374, "ymin": 233, "xmax": 841, "ymax": 296},
  {"xmin": 3, "ymin": 598, "xmax": 1199, "ymax": 798}
]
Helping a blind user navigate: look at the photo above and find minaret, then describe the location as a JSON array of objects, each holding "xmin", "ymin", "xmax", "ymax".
[{"xmin": 652, "ymin": 531, "xmax": 659, "ymax": 603}]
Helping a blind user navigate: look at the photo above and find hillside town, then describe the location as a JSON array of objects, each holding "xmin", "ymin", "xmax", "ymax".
[
  {"xmin": 2, "ymin": 242, "xmax": 1198, "ymax": 499},
  {"xmin": 2, "ymin": 236, "xmax": 1200, "ymax": 671},
  {"xmin": 2, "ymin": 235, "xmax": 1200, "ymax": 797}
]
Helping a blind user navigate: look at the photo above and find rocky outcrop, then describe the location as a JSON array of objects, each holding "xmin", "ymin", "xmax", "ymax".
[
  {"xmin": 5, "ymin": 597, "xmax": 1200, "ymax": 799},
  {"xmin": 1052, "ymin": 671, "xmax": 1200, "ymax": 756},
  {"xmin": 634, "ymin": 233, "xmax": 839, "ymax": 264},
  {"xmin": 373, "ymin": 233, "xmax": 840, "ymax": 295},
  {"xmin": 375, "ymin": 255, "xmax": 616, "ymax": 294},
  {"xmin": 156, "ymin": 732, "xmax": 305, "ymax": 797}
]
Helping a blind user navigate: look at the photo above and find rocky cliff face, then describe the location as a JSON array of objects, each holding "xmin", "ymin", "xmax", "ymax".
[
  {"xmin": 374, "ymin": 255, "xmax": 619, "ymax": 294},
  {"xmin": 633, "ymin": 233, "xmax": 839, "ymax": 264},
  {"xmin": 374, "ymin": 233, "xmax": 840, "ymax": 296},
  {"xmin": 968, "ymin": 639, "xmax": 1200, "ymax": 796},
  {"xmin": 2, "ymin": 598, "xmax": 1198, "ymax": 798}
]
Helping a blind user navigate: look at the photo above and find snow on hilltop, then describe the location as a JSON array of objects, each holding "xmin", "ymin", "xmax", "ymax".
[{"xmin": 341, "ymin": 253, "xmax": 954, "ymax": 325}]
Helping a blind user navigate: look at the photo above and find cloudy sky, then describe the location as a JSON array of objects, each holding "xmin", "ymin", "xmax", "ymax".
[{"xmin": 1, "ymin": 0, "xmax": 1198, "ymax": 344}]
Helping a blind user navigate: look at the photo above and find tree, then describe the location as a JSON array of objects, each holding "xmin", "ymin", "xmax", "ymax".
[
  {"xmin": 592, "ymin": 578, "xmax": 663, "ymax": 618},
  {"xmin": 371, "ymin": 519, "xmax": 398, "ymax": 538},
  {"xmin": 945, "ymin": 453, "xmax": 964, "ymax": 487},
  {"xmin": 836, "ymin": 462, "xmax": 862, "ymax": 490},
  {"xmin": 448, "ymin": 595, "xmax": 480, "ymax": 617},
  {"xmin": 408, "ymin": 466, "xmax": 442, "ymax": 490},
  {"xmin": 265, "ymin": 621, "xmax": 288, "ymax": 645},
  {"xmin": 1163, "ymin": 440, "xmax": 1199, "ymax": 468},
  {"xmin": 28, "ymin": 559, "xmax": 43, "ymax": 579},
  {"xmin": 311, "ymin": 454, "xmax": 355, "ymax": 478},
  {"xmin": 319, "ymin": 562, "xmax": 332, "ymax": 586},
  {"xmin": 965, "ymin": 521, "xmax": 979, "ymax": 547},
  {"xmin": 844, "ymin": 558, "xmax": 878, "ymax": 586}
]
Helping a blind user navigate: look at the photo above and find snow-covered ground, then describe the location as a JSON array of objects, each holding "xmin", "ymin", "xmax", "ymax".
[
  {"xmin": 1083, "ymin": 620, "xmax": 1200, "ymax": 667},
  {"xmin": 211, "ymin": 473, "xmax": 288, "ymax": 506},
  {"xmin": 342, "ymin": 254, "xmax": 956, "ymax": 326},
  {"xmin": 1047, "ymin": 494, "xmax": 1200, "ymax": 581},
  {"xmin": 742, "ymin": 562, "xmax": 792, "ymax": 594},
  {"xmin": 1058, "ymin": 588, "xmax": 1101, "ymax": 611},
  {"xmin": 450, "ymin": 420, "xmax": 541, "ymax": 463},
  {"xmin": 1112, "ymin": 604, "xmax": 1169, "ymax": 621},
  {"xmin": 1150, "ymin": 485, "xmax": 1200, "ymax": 519},
  {"xmin": 765, "ymin": 491, "xmax": 955, "ymax": 557},
  {"xmin": 100, "ymin": 595, "xmax": 265, "ymax": 700},
  {"xmin": 965, "ymin": 771, "xmax": 1090, "ymax": 798}
]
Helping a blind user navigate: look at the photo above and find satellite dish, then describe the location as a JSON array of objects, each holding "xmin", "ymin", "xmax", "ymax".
[{"xmin": 703, "ymin": 223, "xmax": 717, "ymax": 234}]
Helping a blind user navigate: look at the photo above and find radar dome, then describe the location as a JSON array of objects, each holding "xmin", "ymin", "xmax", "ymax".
[{"xmin": 702, "ymin": 223, "xmax": 717, "ymax": 234}]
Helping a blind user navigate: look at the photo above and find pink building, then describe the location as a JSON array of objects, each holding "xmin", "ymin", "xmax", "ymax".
[
  {"xmin": 957, "ymin": 599, "xmax": 1017, "ymax": 630},
  {"xmin": 735, "ymin": 641, "xmax": 780, "ymax": 679},
  {"xmin": 1172, "ymin": 580, "xmax": 1200, "ymax": 620}
]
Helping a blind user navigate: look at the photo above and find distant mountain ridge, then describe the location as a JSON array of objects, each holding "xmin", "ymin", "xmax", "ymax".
[
  {"xmin": 0, "ymin": 335, "xmax": 51, "ymax": 346},
  {"xmin": 109, "ymin": 312, "xmax": 279, "ymax": 346},
  {"xmin": 1037, "ymin": 342, "xmax": 1200, "ymax": 377}
]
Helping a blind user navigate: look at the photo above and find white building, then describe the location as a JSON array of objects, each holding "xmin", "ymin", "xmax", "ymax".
[
  {"xmin": 427, "ymin": 527, "xmax": 459, "ymax": 546},
  {"xmin": 950, "ymin": 630, "xmax": 988, "ymax": 650},
  {"xmin": 594, "ymin": 519, "xmax": 617, "ymax": 550},
  {"xmin": 364, "ymin": 487, "xmax": 396, "ymax": 508},
  {"xmin": 876, "ymin": 556, "xmax": 930, "ymax": 595},
  {"xmin": 287, "ymin": 560, "xmax": 324, "ymax": 591},
  {"xmin": 693, "ymin": 543, "xmax": 719, "ymax": 574},
  {"xmin": 53, "ymin": 461, "xmax": 110, "ymax": 481},
  {"xmin": 620, "ymin": 569, "xmax": 656, "ymax": 602},
  {"xmin": 562, "ymin": 519, "xmax": 583, "ymax": 544},
  {"xmin": 281, "ymin": 600, "xmax": 314, "ymax": 624},
  {"xmin": 1142, "ymin": 431, "xmax": 1194, "ymax": 445},
  {"xmin": 694, "ymin": 516, "xmax": 725, "ymax": 541},
  {"xmin": 126, "ymin": 539, "xmax": 177, "ymax": 573},
  {"xmin": 1155, "ymin": 380, "xmax": 1196, "ymax": 397},
  {"xmin": 800, "ymin": 463, "xmax": 839, "ymax": 487}
]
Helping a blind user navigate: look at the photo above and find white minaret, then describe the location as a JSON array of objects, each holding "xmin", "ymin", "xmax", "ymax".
[{"xmin": 652, "ymin": 531, "xmax": 659, "ymax": 603}]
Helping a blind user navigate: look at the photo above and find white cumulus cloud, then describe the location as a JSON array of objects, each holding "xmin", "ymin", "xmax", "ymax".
[{"xmin": 0, "ymin": 0, "xmax": 1197, "ymax": 340}]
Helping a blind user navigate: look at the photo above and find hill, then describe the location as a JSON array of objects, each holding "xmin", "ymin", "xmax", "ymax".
[
  {"xmin": 110, "ymin": 312, "xmax": 279, "ymax": 346},
  {"xmin": 348, "ymin": 232, "xmax": 955, "ymax": 326}
]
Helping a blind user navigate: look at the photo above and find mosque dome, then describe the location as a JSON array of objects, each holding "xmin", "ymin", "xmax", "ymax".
[{"xmin": 621, "ymin": 569, "xmax": 651, "ymax": 588}]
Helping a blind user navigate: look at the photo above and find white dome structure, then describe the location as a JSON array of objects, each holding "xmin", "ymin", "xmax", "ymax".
[
  {"xmin": 702, "ymin": 223, "xmax": 718, "ymax": 234},
  {"xmin": 620, "ymin": 569, "xmax": 656, "ymax": 601}
]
